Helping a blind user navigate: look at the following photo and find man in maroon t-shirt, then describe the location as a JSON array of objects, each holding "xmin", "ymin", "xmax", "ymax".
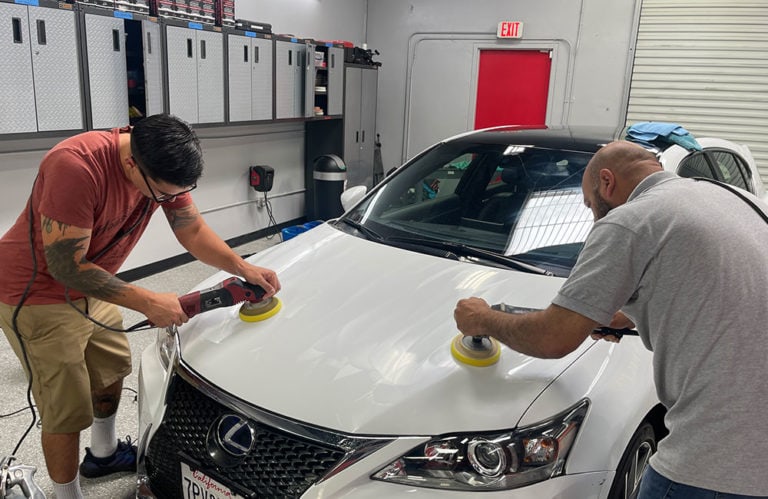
[{"xmin": 0, "ymin": 114, "xmax": 280, "ymax": 498}]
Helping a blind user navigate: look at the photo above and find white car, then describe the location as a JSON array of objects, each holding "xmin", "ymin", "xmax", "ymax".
[{"xmin": 137, "ymin": 126, "xmax": 763, "ymax": 499}]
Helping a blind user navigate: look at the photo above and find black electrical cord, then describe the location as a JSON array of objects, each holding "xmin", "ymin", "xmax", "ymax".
[{"xmin": 264, "ymin": 192, "xmax": 279, "ymax": 240}]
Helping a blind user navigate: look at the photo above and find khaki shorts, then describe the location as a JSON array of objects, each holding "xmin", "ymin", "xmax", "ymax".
[{"xmin": 0, "ymin": 298, "xmax": 131, "ymax": 433}]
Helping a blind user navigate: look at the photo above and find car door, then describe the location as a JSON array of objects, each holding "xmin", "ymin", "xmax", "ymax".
[{"xmin": 660, "ymin": 137, "xmax": 767, "ymax": 202}]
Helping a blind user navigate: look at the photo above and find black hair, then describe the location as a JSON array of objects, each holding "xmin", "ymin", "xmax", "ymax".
[{"xmin": 130, "ymin": 114, "xmax": 203, "ymax": 187}]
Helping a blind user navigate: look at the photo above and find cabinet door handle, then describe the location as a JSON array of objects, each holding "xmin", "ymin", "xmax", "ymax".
[
  {"xmin": 254, "ymin": 45, "xmax": 259, "ymax": 64},
  {"xmin": 200, "ymin": 39, "xmax": 206, "ymax": 59},
  {"xmin": 36, "ymin": 20, "xmax": 46, "ymax": 45},
  {"xmin": 331, "ymin": 52, "xmax": 335, "ymax": 69},
  {"xmin": 146, "ymin": 31, "xmax": 152, "ymax": 54},
  {"xmin": 243, "ymin": 44, "xmax": 248, "ymax": 62},
  {"xmin": 362, "ymin": 130, "xmax": 365, "ymax": 143},
  {"xmin": 355, "ymin": 131, "xmax": 359, "ymax": 143},
  {"xmin": 288, "ymin": 49, "xmax": 292, "ymax": 66},
  {"xmin": 186, "ymin": 38, "xmax": 193, "ymax": 58},
  {"xmin": 12, "ymin": 17, "xmax": 22, "ymax": 44},
  {"xmin": 112, "ymin": 28, "xmax": 120, "ymax": 51}
]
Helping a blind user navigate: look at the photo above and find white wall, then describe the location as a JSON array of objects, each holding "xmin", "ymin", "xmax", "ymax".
[
  {"xmin": 236, "ymin": 0, "xmax": 368, "ymax": 45},
  {"xmin": 367, "ymin": 0, "xmax": 640, "ymax": 168}
]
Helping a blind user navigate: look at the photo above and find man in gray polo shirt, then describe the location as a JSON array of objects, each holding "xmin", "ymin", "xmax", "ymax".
[{"xmin": 454, "ymin": 140, "xmax": 768, "ymax": 497}]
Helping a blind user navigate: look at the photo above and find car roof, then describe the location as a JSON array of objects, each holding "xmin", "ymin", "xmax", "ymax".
[{"xmin": 442, "ymin": 124, "xmax": 625, "ymax": 153}]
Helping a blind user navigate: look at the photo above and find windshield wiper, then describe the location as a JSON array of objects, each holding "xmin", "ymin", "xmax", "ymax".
[
  {"xmin": 335, "ymin": 218, "xmax": 384, "ymax": 241},
  {"xmin": 385, "ymin": 236, "xmax": 553, "ymax": 276}
]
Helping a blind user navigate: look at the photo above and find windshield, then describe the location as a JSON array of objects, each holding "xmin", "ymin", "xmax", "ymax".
[{"xmin": 342, "ymin": 141, "xmax": 596, "ymax": 276}]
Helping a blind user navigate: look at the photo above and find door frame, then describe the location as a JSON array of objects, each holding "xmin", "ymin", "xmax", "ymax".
[{"xmin": 402, "ymin": 34, "xmax": 573, "ymax": 162}]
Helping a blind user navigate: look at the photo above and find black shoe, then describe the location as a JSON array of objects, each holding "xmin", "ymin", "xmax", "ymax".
[{"xmin": 79, "ymin": 436, "xmax": 137, "ymax": 478}]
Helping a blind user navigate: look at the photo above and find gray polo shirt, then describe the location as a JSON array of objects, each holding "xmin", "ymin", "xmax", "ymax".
[{"xmin": 553, "ymin": 171, "xmax": 768, "ymax": 495}]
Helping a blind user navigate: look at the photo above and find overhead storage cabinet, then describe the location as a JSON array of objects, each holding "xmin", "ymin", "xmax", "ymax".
[
  {"xmin": 344, "ymin": 65, "xmax": 378, "ymax": 188},
  {"xmin": 327, "ymin": 46, "xmax": 344, "ymax": 116},
  {"xmin": 164, "ymin": 21, "xmax": 224, "ymax": 124},
  {"xmin": 275, "ymin": 37, "xmax": 306, "ymax": 119},
  {"xmin": 81, "ymin": 6, "xmax": 129, "ymax": 129},
  {"xmin": 303, "ymin": 43, "xmax": 344, "ymax": 119},
  {"xmin": 0, "ymin": 0, "xmax": 83, "ymax": 134},
  {"xmin": 227, "ymin": 31, "xmax": 273, "ymax": 122}
]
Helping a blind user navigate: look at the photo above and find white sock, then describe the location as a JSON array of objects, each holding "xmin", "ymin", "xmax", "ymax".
[
  {"xmin": 89, "ymin": 414, "xmax": 117, "ymax": 458},
  {"xmin": 52, "ymin": 473, "xmax": 83, "ymax": 499}
]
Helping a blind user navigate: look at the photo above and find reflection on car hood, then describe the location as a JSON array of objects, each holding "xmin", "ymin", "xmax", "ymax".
[{"xmin": 178, "ymin": 224, "xmax": 591, "ymax": 435}]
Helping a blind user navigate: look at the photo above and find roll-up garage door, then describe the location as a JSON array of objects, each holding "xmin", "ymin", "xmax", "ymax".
[{"xmin": 626, "ymin": 0, "xmax": 768, "ymax": 182}]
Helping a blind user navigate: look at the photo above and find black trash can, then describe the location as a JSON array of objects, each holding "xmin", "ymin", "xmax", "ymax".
[{"xmin": 313, "ymin": 154, "xmax": 347, "ymax": 220}]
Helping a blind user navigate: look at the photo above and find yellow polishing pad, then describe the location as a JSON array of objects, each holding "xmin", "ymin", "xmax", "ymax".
[
  {"xmin": 450, "ymin": 333, "xmax": 501, "ymax": 367},
  {"xmin": 238, "ymin": 297, "xmax": 282, "ymax": 322}
]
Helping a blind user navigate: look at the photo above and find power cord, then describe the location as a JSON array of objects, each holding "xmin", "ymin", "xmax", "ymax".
[{"xmin": 263, "ymin": 192, "xmax": 278, "ymax": 240}]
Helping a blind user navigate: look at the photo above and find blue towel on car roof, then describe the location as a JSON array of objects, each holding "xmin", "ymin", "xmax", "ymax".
[{"xmin": 625, "ymin": 122, "xmax": 702, "ymax": 151}]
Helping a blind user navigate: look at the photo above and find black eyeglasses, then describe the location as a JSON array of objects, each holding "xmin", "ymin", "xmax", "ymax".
[{"xmin": 134, "ymin": 157, "xmax": 197, "ymax": 203}]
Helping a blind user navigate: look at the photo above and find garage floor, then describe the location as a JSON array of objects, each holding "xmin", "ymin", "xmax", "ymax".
[{"xmin": 0, "ymin": 236, "xmax": 279, "ymax": 498}]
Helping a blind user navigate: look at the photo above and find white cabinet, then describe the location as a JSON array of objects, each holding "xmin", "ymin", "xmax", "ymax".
[
  {"xmin": 275, "ymin": 38, "xmax": 306, "ymax": 119},
  {"xmin": 227, "ymin": 32, "xmax": 273, "ymax": 122},
  {"xmin": 0, "ymin": 1, "xmax": 82, "ymax": 134},
  {"xmin": 165, "ymin": 23, "xmax": 224, "ymax": 124}
]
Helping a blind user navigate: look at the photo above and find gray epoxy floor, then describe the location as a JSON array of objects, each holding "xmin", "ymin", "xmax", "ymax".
[{"xmin": 0, "ymin": 236, "xmax": 279, "ymax": 498}]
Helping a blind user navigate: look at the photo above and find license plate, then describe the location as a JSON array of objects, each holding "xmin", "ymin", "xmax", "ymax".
[{"xmin": 180, "ymin": 462, "xmax": 243, "ymax": 499}]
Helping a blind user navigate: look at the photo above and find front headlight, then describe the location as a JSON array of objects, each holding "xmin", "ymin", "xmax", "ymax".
[
  {"xmin": 372, "ymin": 399, "xmax": 588, "ymax": 491},
  {"xmin": 156, "ymin": 325, "xmax": 179, "ymax": 370}
]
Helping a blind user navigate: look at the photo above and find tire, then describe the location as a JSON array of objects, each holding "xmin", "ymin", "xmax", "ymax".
[{"xmin": 607, "ymin": 421, "xmax": 657, "ymax": 499}]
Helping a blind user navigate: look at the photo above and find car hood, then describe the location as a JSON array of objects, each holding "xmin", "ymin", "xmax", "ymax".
[{"xmin": 177, "ymin": 224, "xmax": 593, "ymax": 436}]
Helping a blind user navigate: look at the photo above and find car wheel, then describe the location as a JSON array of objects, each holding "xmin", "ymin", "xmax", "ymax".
[{"xmin": 608, "ymin": 421, "xmax": 657, "ymax": 499}]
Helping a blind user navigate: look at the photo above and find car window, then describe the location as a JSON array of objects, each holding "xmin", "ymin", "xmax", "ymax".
[
  {"xmin": 709, "ymin": 151, "xmax": 749, "ymax": 191},
  {"xmin": 346, "ymin": 143, "xmax": 595, "ymax": 276},
  {"xmin": 677, "ymin": 152, "xmax": 715, "ymax": 179}
]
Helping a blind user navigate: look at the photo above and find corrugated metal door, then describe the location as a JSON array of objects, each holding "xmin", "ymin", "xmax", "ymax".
[{"xmin": 626, "ymin": 0, "xmax": 768, "ymax": 181}]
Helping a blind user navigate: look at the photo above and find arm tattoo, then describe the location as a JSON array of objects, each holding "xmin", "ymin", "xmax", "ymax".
[
  {"xmin": 41, "ymin": 216, "xmax": 70, "ymax": 235},
  {"xmin": 166, "ymin": 206, "xmax": 199, "ymax": 231},
  {"xmin": 44, "ymin": 237, "xmax": 128, "ymax": 299}
]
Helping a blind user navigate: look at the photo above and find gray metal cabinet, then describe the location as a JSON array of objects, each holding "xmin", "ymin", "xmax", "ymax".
[
  {"xmin": 303, "ymin": 42, "xmax": 315, "ymax": 118},
  {"xmin": 165, "ymin": 23, "xmax": 224, "ymax": 124},
  {"xmin": 327, "ymin": 47, "xmax": 344, "ymax": 116},
  {"xmin": 228, "ymin": 32, "xmax": 273, "ymax": 123},
  {"xmin": 83, "ymin": 11, "xmax": 129, "ymax": 129},
  {"xmin": 344, "ymin": 66, "xmax": 378, "ymax": 188},
  {"xmin": 142, "ymin": 19, "xmax": 164, "ymax": 116},
  {"xmin": 0, "ymin": 1, "xmax": 82, "ymax": 134},
  {"xmin": 275, "ymin": 39, "xmax": 305, "ymax": 119}
]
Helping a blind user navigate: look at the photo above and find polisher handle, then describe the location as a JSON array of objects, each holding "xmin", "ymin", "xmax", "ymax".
[{"xmin": 178, "ymin": 277, "xmax": 267, "ymax": 319}]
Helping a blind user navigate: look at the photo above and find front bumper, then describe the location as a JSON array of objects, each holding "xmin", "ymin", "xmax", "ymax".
[{"xmin": 137, "ymin": 347, "xmax": 613, "ymax": 499}]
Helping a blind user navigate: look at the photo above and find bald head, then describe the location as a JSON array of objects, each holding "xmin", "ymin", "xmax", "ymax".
[
  {"xmin": 586, "ymin": 140, "xmax": 663, "ymax": 187},
  {"xmin": 582, "ymin": 141, "xmax": 663, "ymax": 220}
]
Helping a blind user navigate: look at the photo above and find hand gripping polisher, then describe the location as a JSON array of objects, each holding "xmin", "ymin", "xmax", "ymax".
[{"xmin": 131, "ymin": 276, "xmax": 282, "ymax": 330}]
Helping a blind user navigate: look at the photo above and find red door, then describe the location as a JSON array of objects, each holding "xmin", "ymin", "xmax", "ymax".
[{"xmin": 474, "ymin": 50, "xmax": 551, "ymax": 129}]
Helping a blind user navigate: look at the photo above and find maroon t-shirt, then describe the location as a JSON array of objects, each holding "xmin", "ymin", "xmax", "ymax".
[{"xmin": 0, "ymin": 127, "xmax": 192, "ymax": 305}]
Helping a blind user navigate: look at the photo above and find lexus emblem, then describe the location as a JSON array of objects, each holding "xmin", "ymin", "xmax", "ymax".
[{"xmin": 214, "ymin": 414, "xmax": 255, "ymax": 458}]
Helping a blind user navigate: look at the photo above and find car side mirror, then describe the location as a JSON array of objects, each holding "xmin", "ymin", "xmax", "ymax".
[{"xmin": 340, "ymin": 185, "xmax": 367, "ymax": 212}]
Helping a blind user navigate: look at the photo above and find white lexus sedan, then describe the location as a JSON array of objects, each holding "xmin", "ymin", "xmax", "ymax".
[{"xmin": 137, "ymin": 126, "xmax": 764, "ymax": 499}]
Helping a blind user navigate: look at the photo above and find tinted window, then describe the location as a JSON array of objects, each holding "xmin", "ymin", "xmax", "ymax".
[
  {"xmin": 345, "ymin": 142, "xmax": 595, "ymax": 276},
  {"xmin": 710, "ymin": 151, "xmax": 749, "ymax": 191},
  {"xmin": 677, "ymin": 152, "xmax": 714, "ymax": 179}
]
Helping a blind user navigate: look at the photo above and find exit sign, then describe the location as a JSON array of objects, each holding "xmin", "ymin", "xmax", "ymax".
[{"xmin": 497, "ymin": 21, "xmax": 524, "ymax": 39}]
